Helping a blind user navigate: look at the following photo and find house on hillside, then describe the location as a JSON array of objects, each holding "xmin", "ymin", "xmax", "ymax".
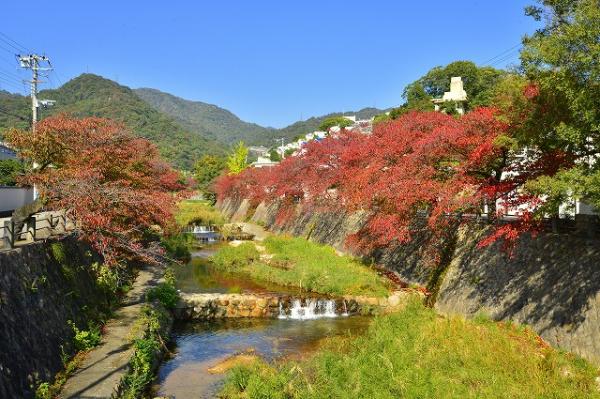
[{"xmin": 251, "ymin": 156, "xmax": 279, "ymax": 168}]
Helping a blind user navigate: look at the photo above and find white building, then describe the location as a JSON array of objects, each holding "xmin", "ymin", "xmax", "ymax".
[
  {"xmin": 251, "ymin": 156, "xmax": 279, "ymax": 168},
  {"xmin": 432, "ymin": 76, "xmax": 468, "ymax": 115}
]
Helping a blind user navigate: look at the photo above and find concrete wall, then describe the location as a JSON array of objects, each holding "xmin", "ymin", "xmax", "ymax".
[
  {"xmin": 0, "ymin": 236, "xmax": 110, "ymax": 398},
  {"xmin": 0, "ymin": 187, "xmax": 34, "ymax": 214},
  {"xmin": 218, "ymin": 198, "xmax": 600, "ymax": 364}
]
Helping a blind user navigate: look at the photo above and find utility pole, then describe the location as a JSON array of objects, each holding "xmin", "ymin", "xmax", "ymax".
[
  {"xmin": 275, "ymin": 137, "xmax": 285, "ymax": 157},
  {"xmin": 18, "ymin": 54, "xmax": 54, "ymax": 131},
  {"xmin": 18, "ymin": 54, "xmax": 55, "ymax": 201}
]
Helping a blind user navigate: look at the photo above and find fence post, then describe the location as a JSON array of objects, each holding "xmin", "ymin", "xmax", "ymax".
[
  {"xmin": 30, "ymin": 216, "xmax": 36, "ymax": 241},
  {"xmin": 3, "ymin": 220, "xmax": 14, "ymax": 248}
]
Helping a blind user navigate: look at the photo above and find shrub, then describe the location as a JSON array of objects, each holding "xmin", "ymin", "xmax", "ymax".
[
  {"xmin": 175, "ymin": 200, "xmax": 225, "ymax": 228},
  {"xmin": 146, "ymin": 269, "xmax": 179, "ymax": 309},
  {"xmin": 68, "ymin": 320, "xmax": 101, "ymax": 352},
  {"xmin": 161, "ymin": 233, "xmax": 194, "ymax": 261}
]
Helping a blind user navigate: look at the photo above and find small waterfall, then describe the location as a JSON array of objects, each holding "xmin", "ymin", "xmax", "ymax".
[
  {"xmin": 341, "ymin": 300, "xmax": 348, "ymax": 317},
  {"xmin": 193, "ymin": 225, "xmax": 214, "ymax": 233},
  {"xmin": 279, "ymin": 298, "xmax": 341, "ymax": 320}
]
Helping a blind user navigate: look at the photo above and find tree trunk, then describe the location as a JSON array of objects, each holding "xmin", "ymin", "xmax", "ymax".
[{"xmin": 11, "ymin": 197, "xmax": 44, "ymax": 235}]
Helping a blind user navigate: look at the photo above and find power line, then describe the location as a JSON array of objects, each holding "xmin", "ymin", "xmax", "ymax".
[
  {"xmin": 0, "ymin": 76, "xmax": 22, "ymax": 89},
  {"xmin": 488, "ymin": 50, "xmax": 521, "ymax": 67},
  {"xmin": 0, "ymin": 70, "xmax": 22, "ymax": 83},
  {"xmin": 480, "ymin": 43, "xmax": 522, "ymax": 66},
  {"xmin": 0, "ymin": 44, "xmax": 18, "ymax": 57},
  {"xmin": 0, "ymin": 32, "xmax": 30, "ymax": 53}
]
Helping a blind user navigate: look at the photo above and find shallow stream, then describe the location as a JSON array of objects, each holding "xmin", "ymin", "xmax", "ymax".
[{"xmin": 153, "ymin": 245, "xmax": 372, "ymax": 398}]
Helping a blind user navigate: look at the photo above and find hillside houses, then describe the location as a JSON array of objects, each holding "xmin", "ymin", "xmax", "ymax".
[{"xmin": 275, "ymin": 115, "xmax": 374, "ymax": 159}]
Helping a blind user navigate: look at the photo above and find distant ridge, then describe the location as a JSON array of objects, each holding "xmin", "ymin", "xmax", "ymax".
[{"xmin": 0, "ymin": 73, "xmax": 386, "ymax": 168}]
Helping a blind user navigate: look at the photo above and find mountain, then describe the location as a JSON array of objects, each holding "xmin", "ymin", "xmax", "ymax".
[
  {"xmin": 134, "ymin": 88, "xmax": 276, "ymax": 145},
  {"xmin": 0, "ymin": 74, "xmax": 224, "ymax": 169},
  {"xmin": 135, "ymin": 88, "xmax": 386, "ymax": 146},
  {"xmin": 0, "ymin": 73, "xmax": 387, "ymax": 168}
]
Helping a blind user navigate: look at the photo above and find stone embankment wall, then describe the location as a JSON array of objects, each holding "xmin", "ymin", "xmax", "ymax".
[
  {"xmin": 174, "ymin": 291, "xmax": 414, "ymax": 320},
  {"xmin": 0, "ymin": 236, "xmax": 110, "ymax": 399},
  {"xmin": 218, "ymin": 197, "xmax": 600, "ymax": 364}
]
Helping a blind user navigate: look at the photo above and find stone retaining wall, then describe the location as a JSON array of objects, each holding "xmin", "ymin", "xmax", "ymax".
[
  {"xmin": 218, "ymin": 197, "xmax": 600, "ymax": 364},
  {"xmin": 0, "ymin": 236, "xmax": 110, "ymax": 398}
]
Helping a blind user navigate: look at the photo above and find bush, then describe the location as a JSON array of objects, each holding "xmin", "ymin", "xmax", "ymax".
[
  {"xmin": 146, "ymin": 269, "xmax": 179, "ymax": 309},
  {"xmin": 68, "ymin": 320, "xmax": 101, "ymax": 352},
  {"xmin": 121, "ymin": 305, "xmax": 169, "ymax": 398},
  {"xmin": 175, "ymin": 200, "xmax": 225, "ymax": 228},
  {"xmin": 161, "ymin": 233, "xmax": 194, "ymax": 261}
]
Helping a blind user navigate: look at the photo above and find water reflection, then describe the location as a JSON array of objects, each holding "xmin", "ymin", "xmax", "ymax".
[{"xmin": 155, "ymin": 317, "xmax": 371, "ymax": 398}]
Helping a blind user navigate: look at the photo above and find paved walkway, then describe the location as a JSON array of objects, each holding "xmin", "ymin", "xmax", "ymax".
[
  {"xmin": 237, "ymin": 222, "xmax": 270, "ymax": 241},
  {"xmin": 59, "ymin": 264, "xmax": 164, "ymax": 399}
]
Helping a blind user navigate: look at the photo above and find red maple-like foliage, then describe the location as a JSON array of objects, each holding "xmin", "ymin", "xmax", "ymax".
[
  {"xmin": 6, "ymin": 115, "xmax": 188, "ymax": 265},
  {"xmin": 215, "ymin": 101, "xmax": 571, "ymax": 254}
]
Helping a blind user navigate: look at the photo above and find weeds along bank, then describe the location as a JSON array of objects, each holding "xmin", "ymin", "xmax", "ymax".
[
  {"xmin": 218, "ymin": 197, "xmax": 600, "ymax": 364},
  {"xmin": 221, "ymin": 300, "xmax": 600, "ymax": 399},
  {"xmin": 0, "ymin": 236, "xmax": 115, "ymax": 398}
]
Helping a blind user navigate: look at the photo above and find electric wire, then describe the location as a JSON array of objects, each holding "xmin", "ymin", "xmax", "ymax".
[
  {"xmin": 0, "ymin": 32, "xmax": 30, "ymax": 53},
  {"xmin": 480, "ymin": 43, "xmax": 522, "ymax": 66}
]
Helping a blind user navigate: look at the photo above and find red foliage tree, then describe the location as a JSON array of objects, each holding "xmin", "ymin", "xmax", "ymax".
[
  {"xmin": 5, "ymin": 115, "xmax": 187, "ymax": 265},
  {"xmin": 215, "ymin": 102, "xmax": 571, "ymax": 254}
]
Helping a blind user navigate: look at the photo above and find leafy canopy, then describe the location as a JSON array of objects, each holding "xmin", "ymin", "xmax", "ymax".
[
  {"xmin": 5, "ymin": 115, "xmax": 187, "ymax": 265},
  {"xmin": 0, "ymin": 159, "xmax": 24, "ymax": 186},
  {"xmin": 193, "ymin": 154, "xmax": 226, "ymax": 203},
  {"xmin": 318, "ymin": 116, "xmax": 354, "ymax": 132},
  {"xmin": 226, "ymin": 141, "xmax": 249, "ymax": 175},
  {"xmin": 516, "ymin": 0, "xmax": 600, "ymax": 210}
]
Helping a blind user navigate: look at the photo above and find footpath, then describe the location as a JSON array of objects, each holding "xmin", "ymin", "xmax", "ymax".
[{"xmin": 59, "ymin": 264, "xmax": 164, "ymax": 399}]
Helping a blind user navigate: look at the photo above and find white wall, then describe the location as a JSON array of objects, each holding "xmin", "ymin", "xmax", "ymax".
[{"xmin": 0, "ymin": 187, "xmax": 34, "ymax": 214}]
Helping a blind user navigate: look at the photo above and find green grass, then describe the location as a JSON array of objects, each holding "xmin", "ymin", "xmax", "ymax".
[
  {"xmin": 210, "ymin": 236, "xmax": 391, "ymax": 297},
  {"xmin": 221, "ymin": 300, "xmax": 600, "ymax": 399},
  {"xmin": 175, "ymin": 200, "xmax": 225, "ymax": 228}
]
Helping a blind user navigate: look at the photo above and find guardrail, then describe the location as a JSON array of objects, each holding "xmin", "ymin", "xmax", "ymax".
[{"xmin": 1, "ymin": 212, "xmax": 75, "ymax": 250}]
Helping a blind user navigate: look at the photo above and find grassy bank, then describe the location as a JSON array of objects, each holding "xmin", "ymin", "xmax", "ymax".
[
  {"xmin": 210, "ymin": 235, "xmax": 391, "ymax": 297},
  {"xmin": 175, "ymin": 199, "xmax": 225, "ymax": 228},
  {"xmin": 221, "ymin": 300, "xmax": 600, "ymax": 399}
]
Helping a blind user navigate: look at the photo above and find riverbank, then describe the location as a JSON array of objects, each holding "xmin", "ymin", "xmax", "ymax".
[
  {"xmin": 211, "ymin": 235, "xmax": 392, "ymax": 297},
  {"xmin": 219, "ymin": 197, "xmax": 600, "ymax": 365},
  {"xmin": 221, "ymin": 299, "xmax": 600, "ymax": 398}
]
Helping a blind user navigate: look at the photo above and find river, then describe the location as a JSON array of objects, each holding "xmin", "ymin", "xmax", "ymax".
[{"xmin": 152, "ymin": 245, "xmax": 372, "ymax": 398}]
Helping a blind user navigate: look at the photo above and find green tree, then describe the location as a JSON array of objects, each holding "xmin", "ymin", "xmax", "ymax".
[
  {"xmin": 269, "ymin": 148, "xmax": 282, "ymax": 162},
  {"xmin": 517, "ymin": 0, "xmax": 600, "ymax": 211},
  {"xmin": 226, "ymin": 141, "xmax": 249, "ymax": 175},
  {"xmin": 193, "ymin": 155, "xmax": 226, "ymax": 203},
  {"xmin": 402, "ymin": 61, "xmax": 506, "ymax": 114},
  {"xmin": 319, "ymin": 116, "xmax": 354, "ymax": 132},
  {"xmin": 0, "ymin": 159, "xmax": 24, "ymax": 186}
]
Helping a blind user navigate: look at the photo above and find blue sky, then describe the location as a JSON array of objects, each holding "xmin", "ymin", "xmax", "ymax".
[{"xmin": 0, "ymin": 1, "xmax": 539, "ymax": 128}]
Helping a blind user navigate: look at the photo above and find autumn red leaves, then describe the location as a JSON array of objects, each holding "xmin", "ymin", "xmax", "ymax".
[
  {"xmin": 215, "ymin": 105, "xmax": 556, "ymax": 253},
  {"xmin": 5, "ymin": 116, "xmax": 187, "ymax": 265}
]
